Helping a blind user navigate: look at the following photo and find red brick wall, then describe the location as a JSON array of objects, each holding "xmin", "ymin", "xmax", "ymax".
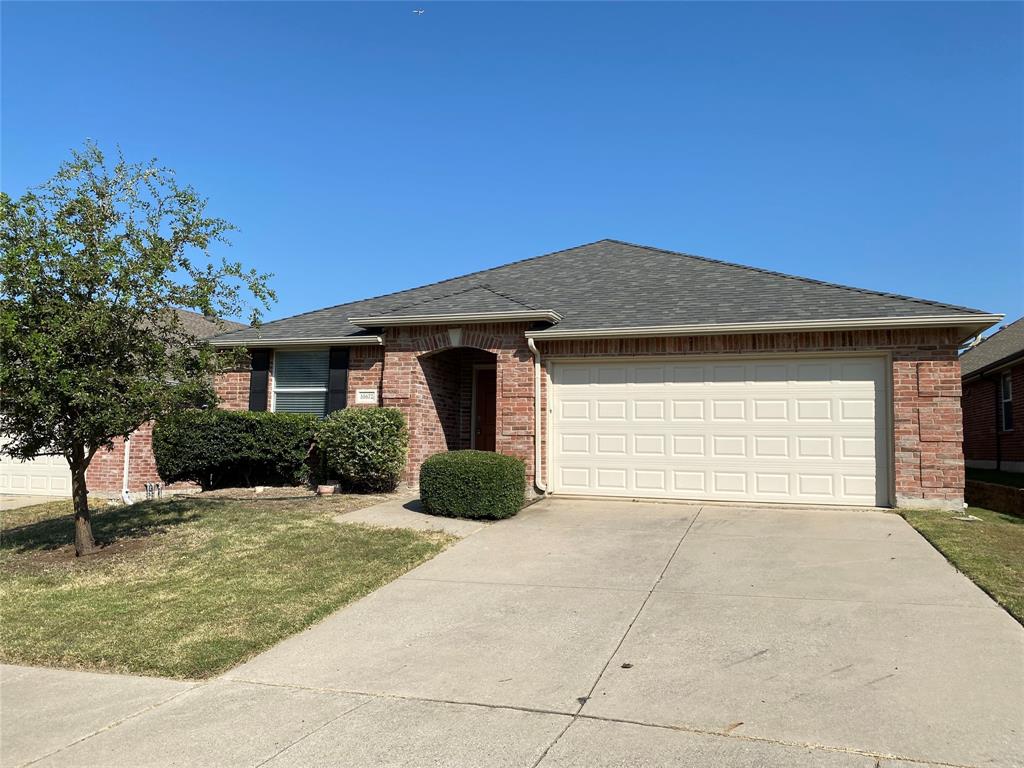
[
  {"xmin": 89, "ymin": 367, "xmax": 254, "ymax": 494},
  {"xmin": 419, "ymin": 351, "xmax": 462, "ymax": 455},
  {"xmin": 215, "ymin": 369, "xmax": 252, "ymax": 411},
  {"xmin": 87, "ymin": 421, "xmax": 198, "ymax": 496},
  {"xmin": 380, "ymin": 324, "xmax": 536, "ymax": 483},
  {"xmin": 348, "ymin": 347, "xmax": 384, "ymax": 405},
  {"xmin": 539, "ymin": 328, "xmax": 966, "ymax": 508},
  {"xmin": 963, "ymin": 362, "xmax": 1024, "ymax": 469}
]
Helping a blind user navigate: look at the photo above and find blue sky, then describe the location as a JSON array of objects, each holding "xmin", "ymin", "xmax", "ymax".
[{"xmin": 3, "ymin": 2, "xmax": 1022, "ymax": 325}]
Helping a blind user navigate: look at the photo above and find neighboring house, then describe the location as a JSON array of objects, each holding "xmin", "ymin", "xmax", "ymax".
[
  {"xmin": 210, "ymin": 240, "xmax": 999, "ymax": 510},
  {"xmin": 0, "ymin": 310, "xmax": 245, "ymax": 498},
  {"xmin": 961, "ymin": 316, "xmax": 1024, "ymax": 474}
]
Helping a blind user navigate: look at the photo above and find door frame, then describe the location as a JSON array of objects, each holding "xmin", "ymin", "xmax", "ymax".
[
  {"xmin": 546, "ymin": 351, "xmax": 894, "ymax": 507},
  {"xmin": 470, "ymin": 363, "xmax": 497, "ymax": 450}
]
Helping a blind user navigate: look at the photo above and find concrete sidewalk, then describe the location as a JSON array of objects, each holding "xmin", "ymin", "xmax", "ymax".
[{"xmin": 3, "ymin": 498, "xmax": 1022, "ymax": 767}]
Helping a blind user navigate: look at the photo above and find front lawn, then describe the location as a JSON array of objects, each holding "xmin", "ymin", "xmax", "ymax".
[
  {"xmin": 965, "ymin": 468, "xmax": 1024, "ymax": 489},
  {"xmin": 901, "ymin": 506, "xmax": 1024, "ymax": 624},
  {"xmin": 0, "ymin": 493, "xmax": 452, "ymax": 678}
]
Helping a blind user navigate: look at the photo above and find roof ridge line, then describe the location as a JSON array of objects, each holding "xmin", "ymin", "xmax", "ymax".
[
  {"xmin": 360, "ymin": 283, "xmax": 541, "ymax": 317},
  {"xmin": 476, "ymin": 284, "xmax": 540, "ymax": 311},
  {"xmin": 372, "ymin": 284, "xmax": 492, "ymax": 315},
  {"xmin": 231, "ymin": 239, "xmax": 612, "ymax": 333},
  {"xmin": 603, "ymin": 239, "xmax": 987, "ymax": 315}
]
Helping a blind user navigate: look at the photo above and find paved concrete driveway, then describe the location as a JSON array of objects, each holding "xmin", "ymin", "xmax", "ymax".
[{"xmin": 3, "ymin": 498, "xmax": 1022, "ymax": 767}]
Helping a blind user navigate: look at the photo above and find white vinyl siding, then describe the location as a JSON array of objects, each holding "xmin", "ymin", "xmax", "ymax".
[
  {"xmin": 550, "ymin": 356, "xmax": 889, "ymax": 507},
  {"xmin": 272, "ymin": 350, "xmax": 329, "ymax": 416}
]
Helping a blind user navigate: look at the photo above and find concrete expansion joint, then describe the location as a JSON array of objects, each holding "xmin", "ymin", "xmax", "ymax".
[
  {"xmin": 19, "ymin": 682, "xmax": 204, "ymax": 768},
  {"xmin": 252, "ymin": 697, "xmax": 374, "ymax": 768},
  {"xmin": 38, "ymin": 672, "xmax": 996, "ymax": 768},
  {"xmin": 570, "ymin": 713, "xmax": 988, "ymax": 768},
  {"xmin": 222, "ymin": 676, "xmax": 577, "ymax": 718},
  {"xmin": 530, "ymin": 507, "xmax": 706, "ymax": 768}
]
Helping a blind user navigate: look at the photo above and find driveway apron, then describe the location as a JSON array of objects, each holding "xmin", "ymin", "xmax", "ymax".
[{"xmin": 3, "ymin": 497, "xmax": 1022, "ymax": 767}]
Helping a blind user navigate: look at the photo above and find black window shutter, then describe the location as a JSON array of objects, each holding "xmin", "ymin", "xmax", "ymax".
[
  {"xmin": 248, "ymin": 350, "xmax": 270, "ymax": 411},
  {"xmin": 327, "ymin": 347, "xmax": 350, "ymax": 414}
]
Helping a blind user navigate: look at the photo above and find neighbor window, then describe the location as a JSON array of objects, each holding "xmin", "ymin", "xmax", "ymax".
[
  {"xmin": 1000, "ymin": 371, "xmax": 1013, "ymax": 431},
  {"xmin": 272, "ymin": 350, "xmax": 329, "ymax": 416}
]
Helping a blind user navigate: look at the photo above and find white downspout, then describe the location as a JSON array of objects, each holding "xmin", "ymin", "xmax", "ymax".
[
  {"xmin": 120, "ymin": 432, "xmax": 133, "ymax": 504},
  {"xmin": 527, "ymin": 338, "xmax": 548, "ymax": 495}
]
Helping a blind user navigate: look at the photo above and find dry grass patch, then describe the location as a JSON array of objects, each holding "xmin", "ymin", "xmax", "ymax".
[
  {"xmin": 902, "ymin": 506, "xmax": 1024, "ymax": 624},
  {"xmin": 0, "ymin": 493, "xmax": 452, "ymax": 678}
]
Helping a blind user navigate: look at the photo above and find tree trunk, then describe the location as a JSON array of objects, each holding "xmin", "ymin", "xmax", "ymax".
[{"xmin": 69, "ymin": 442, "xmax": 96, "ymax": 557}]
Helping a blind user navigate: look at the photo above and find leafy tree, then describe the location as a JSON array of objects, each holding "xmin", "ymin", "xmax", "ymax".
[{"xmin": 0, "ymin": 142, "xmax": 274, "ymax": 555}]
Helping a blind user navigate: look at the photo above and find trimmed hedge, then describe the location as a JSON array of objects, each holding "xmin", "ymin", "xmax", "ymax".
[
  {"xmin": 153, "ymin": 409, "xmax": 317, "ymax": 489},
  {"xmin": 419, "ymin": 450, "xmax": 525, "ymax": 520},
  {"xmin": 317, "ymin": 407, "xmax": 408, "ymax": 493}
]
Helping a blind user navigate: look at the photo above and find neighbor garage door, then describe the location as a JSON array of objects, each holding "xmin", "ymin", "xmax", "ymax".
[
  {"xmin": 0, "ymin": 439, "xmax": 72, "ymax": 497},
  {"xmin": 550, "ymin": 356, "xmax": 889, "ymax": 506}
]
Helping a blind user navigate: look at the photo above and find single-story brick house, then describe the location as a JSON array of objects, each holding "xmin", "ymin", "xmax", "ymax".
[
  {"xmin": 209, "ymin": 240, "xmax": 999, "ymax": 511},
  {"xmin": 961, "ymin": 316, "xmax": 1024, "ymax": 474}
]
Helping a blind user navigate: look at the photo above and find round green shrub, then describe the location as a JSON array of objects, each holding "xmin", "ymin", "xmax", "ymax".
[
  {"xmin": 317, "ymin": 407, "xmax": 408, "ymax": 493},
  {"xmin": 419, "ymin": 450, "xmax": 525, "ymax": 520},
  {"xmin": 153, "ymin": 409, "xmax": 317, "ymax": 489}
]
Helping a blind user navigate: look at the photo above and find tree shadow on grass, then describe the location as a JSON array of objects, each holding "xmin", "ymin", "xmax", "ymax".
[{"xmin": 0, "ymin": 498, "xmax": 219, "ymax": 554}]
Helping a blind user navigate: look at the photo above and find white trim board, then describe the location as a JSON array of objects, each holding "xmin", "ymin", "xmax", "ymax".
[
  {"xmin": 528, "ymin": 314, "xmax": 1002, "ymax": 341},
  {"xmin": 350, "ymin": 310, "xmax": 563, "ymax": 327}
]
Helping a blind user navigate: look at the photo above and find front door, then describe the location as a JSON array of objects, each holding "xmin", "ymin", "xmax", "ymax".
[{"xmin": 473, "ymin": 368, "xmax": 497, "ymax": 452}]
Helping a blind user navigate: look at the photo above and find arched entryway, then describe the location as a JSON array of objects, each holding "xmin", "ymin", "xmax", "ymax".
[{"xmin": 418, "ymin": 347, "xmax": 498, "ymax": 453}]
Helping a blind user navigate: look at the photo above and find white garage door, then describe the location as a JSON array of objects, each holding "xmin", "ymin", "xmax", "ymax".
[
  {"xmin": 0, "ymin": 444, "xmax": 72, "ymax": 497},
  {"xmin": 550, "ymin": 356, "xmax": 889, "ymax": 507}
]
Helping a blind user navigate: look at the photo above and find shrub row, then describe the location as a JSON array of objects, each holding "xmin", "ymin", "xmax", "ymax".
[
  {"xmin": 154, "ymin": 407, "xmax": 408, "ymax": 492},
  {"xmin": 420, "ymin": 450, "xmax": 525, "ymax": 520},
  {"xmin": 153, "ymin": 410, "xmax": 318, "ymax": 489},
  {"xmin": 156, "ymin": 409, "xmax": 525, "ymax": 519}
]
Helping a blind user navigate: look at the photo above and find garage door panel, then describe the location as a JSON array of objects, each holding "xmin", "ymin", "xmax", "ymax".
[
  {"xmin": 671, "ymin": 400, "xmax": 705, "ymax": 420},
  {"xmin": 559, "ymin": 466, "xmax": 591, "ymax": 490},
  {"xmin": 551, "ymin": 357, "xmax": 888, "ymax": 506},
  {"xmin": 673, "ymin": 435, "xmax": 705, "ymax": 456},
  {"xmin": 0, "ymin": 450, "xmax": 72, "ymax": 497},
  {"xmin": 596, "ymin": 468, "xmax": 627, "ymax": 489},
  {"xmin": 596, "ymin": 401, "xmax": 626, "ymax": 420}
]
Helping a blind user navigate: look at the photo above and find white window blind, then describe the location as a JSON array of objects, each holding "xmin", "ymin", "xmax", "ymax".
[{"xmin": 273, "ymin": 350, "xmax": 329, "ymax": 416}]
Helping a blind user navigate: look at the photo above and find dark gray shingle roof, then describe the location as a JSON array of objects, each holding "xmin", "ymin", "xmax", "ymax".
[
  {"xmin": 212, "ymin": 239, "xmax": 988, "ymax": 345},
  {"xmin": 365, "ymin": 285, "xmax": 541, "ymax": 318},
  {"xmin": 961, "ymin": 317, "xmax": 1024, "ymax": 377},
  {"xmin": 175, "ymin": 309, "xmax": 247, "ymax": 338}
]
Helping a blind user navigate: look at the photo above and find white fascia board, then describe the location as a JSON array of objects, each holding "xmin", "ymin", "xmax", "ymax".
[
  {"xmin": 525, "ymin": 314, "xmax": 1004, "ymax": 341},
  {"xmin": 209, "ymin": 335, "xmax": 384, "ymax": 349},
  {"xmin": 349, "ymin": 310, "xmax": 563, "ymax": 327}
]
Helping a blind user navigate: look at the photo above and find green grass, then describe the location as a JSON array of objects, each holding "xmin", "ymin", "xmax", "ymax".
[
  {"xmin": 901, "ymin": 506, "xmax": 1024, "ymax": 624},
  {"xmin": 0, "ymin": 494, "xmax": 452, "ymax": 678},
  {"xmin": 966, "ymin": 468, "xmax": 1024, "ymax": 489}
]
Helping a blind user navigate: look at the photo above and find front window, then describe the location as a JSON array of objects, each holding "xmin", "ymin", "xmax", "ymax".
[
  {"xmin": 1000, "ymin": 372, "xmax": 1014, "ymax": 431},
  {"xmin": 272, "ymin": 349, "xmax": 329, "ymax": 416}
]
